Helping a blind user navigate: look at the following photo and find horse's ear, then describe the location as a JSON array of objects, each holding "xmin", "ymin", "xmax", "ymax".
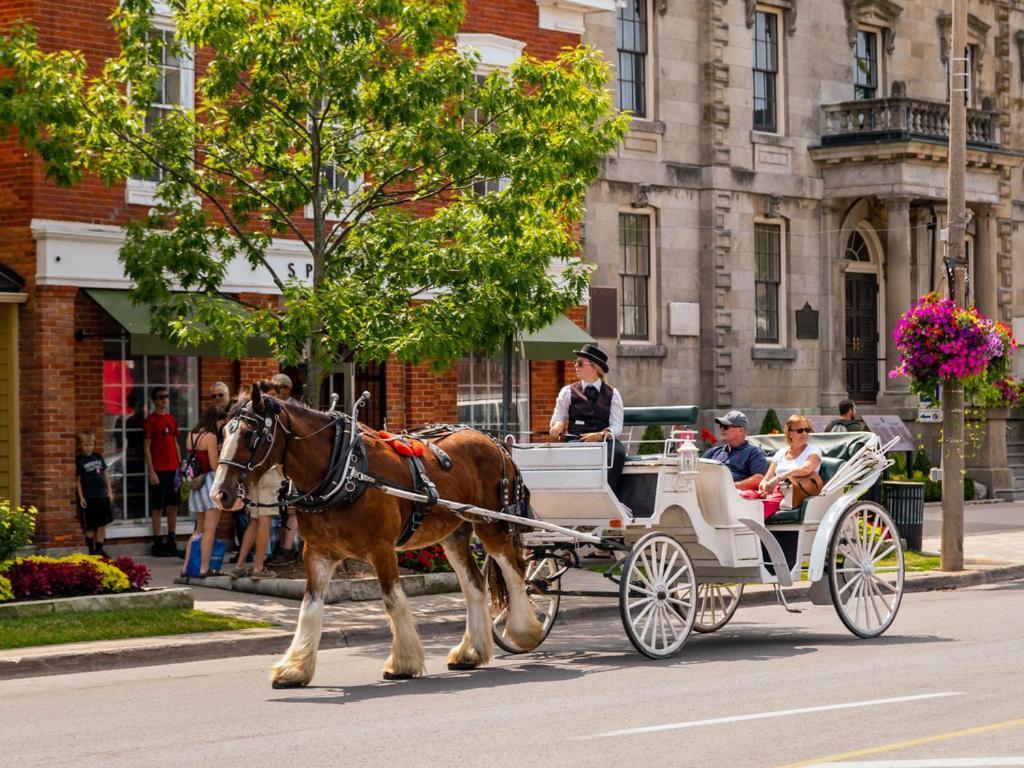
[{"xmin": 251, "ymin": 382, "xmax": 263, "ymax": 413}]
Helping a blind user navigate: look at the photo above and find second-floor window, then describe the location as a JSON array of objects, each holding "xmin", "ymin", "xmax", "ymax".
[
  {"xmin": 136, "ymin": 28, "xmax": 192, "ymax": 184},
  {"xmin": 755, "ymin": 222, "xmax": 782, "ymax": 344},
  {"xmin": 752, "ymin": 10, "xmax": 779, "ymax": 132},
  {"xmin": 854, "ymin": 30, "xmax": 879, "ymax": 100},
  {"xmin": 619, "ymin": 212, "xmax": 651, "ymax": 340},
  {"xmin": 947, "ymin": 45, "xmax": 976, "ymax": 107},
  {"xmin": 617, "ymin": 0, "xmax": 648, "ymax": 118}
]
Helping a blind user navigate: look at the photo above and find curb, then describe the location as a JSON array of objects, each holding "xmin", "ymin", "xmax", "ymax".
[
  {"xmin": 2, "ymin": 564, "xmax": 1021, "ymax": 681},
  {"xmin": 173, "ymin": 571, "xmax": 460, "ymax": 602},
  {"xmin": 0, "ymin": 588, "xmax": 194, "ymax": 619}
]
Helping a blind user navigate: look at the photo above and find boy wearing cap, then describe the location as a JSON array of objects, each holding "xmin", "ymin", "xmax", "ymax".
[
  {"xmin": 703, "ymin": 410, "xmax": 768, "ymax": 491},
  {"xmin": 549, "ymin": 344, "xmax": 627, "ymax": 494}
]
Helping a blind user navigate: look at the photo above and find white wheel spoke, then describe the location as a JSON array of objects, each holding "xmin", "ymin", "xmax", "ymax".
[
  {"xmin": 873, "ymin": 565, "xmax": 901, "ymax": 572},
  {"xmin": 872, "ymin": 545, "xmax": 896, "ymax": 564},
  {"xmin": 837, "ymin": 572, "xmax": 862, "ymax": 599},
  {"xmin": 664, "ymin": 563, "xmax": 691, "ymax": 587},
  {"xmin": 639, "ymin": 550, "xmax": 657, "ymax": 590},
  {"xmin": 629, "ymin": 595, "xmax": 655, "ymax": 609},
  {"xmin": 660, "ymin": 550, "xmax": 680, "ymax": 586},
  {"xmin": 666, "ymin": 596, "xmax": 692, "ymax": 611},
  {"xmin": 872, "ymin": 575, "xmax": 901, "ymax": 593},
  {"xmin": 627, "ymin": 579, "xmax": 655, "ymax": 597},
  {"xmin": 865, "ymin": 577, "xmax": 884, "ymax": 627}
]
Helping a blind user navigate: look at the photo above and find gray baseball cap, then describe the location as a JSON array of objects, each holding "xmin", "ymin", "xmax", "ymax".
[{"xmin": 714, "ymin": 410, "xmax": 750, "ymax": 429}]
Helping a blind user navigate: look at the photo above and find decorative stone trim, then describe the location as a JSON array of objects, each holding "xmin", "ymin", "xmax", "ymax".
[
  {"xmin": 745, "ymin": 0, "xmax": 797, "ymax": 36},
  {"xmin": 750, "ymin": 346, "xmax": 798, "ymax": 361},
  {"xmin": 535, "ymin": 0, "xmax": 616, "ymax": 35},
  {"xmin": 842, "ymin": 0, "xmax": 902, "ymax": 51},
  {"xmin": 0, "ymin": 587, "xmax": 194, "ymax": 619},
  {"xmin": 616, "ymin": 343, "xmax": 668, "ymax": 358},
  {"xmin": 936, "ymin": 11, "xmax": 990, "ymax": 70}
]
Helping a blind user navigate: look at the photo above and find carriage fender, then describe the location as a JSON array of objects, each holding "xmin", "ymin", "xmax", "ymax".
[{"xmin": 807, "ymin": 469, "xmax": 885, "ymax": 583}]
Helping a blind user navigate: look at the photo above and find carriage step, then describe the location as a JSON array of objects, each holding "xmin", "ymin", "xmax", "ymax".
[{"xmin": 774, "ymin": 585, "xmax": 802, "ymax": 614}]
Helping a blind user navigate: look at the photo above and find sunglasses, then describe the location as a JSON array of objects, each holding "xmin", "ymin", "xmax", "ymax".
[
  {"xmin": 209, "ymin": 392, "xmax": 228, "ymax": 399},
  {"xmin": 789, "ymin": 427, "xmax": 812, "ymax": 434},
  {"xmin": 573, "ymin": 359, "xmax": 590, "ymax": 367},
  {"xmin": 718, "ymin": 424, "xmax": 736, "ymax": 431}
]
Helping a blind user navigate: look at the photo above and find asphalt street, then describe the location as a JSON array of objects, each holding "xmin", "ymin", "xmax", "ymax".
[{"xmin": 2, "ymin": 580, "xmax": 1023, "ymax": 768}]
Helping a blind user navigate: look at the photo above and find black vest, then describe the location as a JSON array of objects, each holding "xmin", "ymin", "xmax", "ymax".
[{"xmin": 568, "ymin": 381, "xmax": 614, "ymax": 434}]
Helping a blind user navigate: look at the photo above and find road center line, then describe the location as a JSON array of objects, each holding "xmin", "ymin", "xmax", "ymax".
[
  {"xmin": 780, "ymin": 718, "xmax": 1024, "ymax": 768},
  {"xmin": 809, "ymin": 760, "xmax": 1024, "ymax": 767},
  {"xmin": 585, "ymin": 692, "xmax": 965, "ymax": 739}
]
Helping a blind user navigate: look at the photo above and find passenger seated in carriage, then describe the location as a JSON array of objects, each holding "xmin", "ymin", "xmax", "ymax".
[
  {"xmin": 549, "ymin": 344, "xmax": 627, "ymax": 497},
  {"xmin": 755, "ymin": 414, "xmax": 824, "ymax": 517},
  {"xmin": 702, "ymin": 410, "xmax": 768, "ymax": 491}
]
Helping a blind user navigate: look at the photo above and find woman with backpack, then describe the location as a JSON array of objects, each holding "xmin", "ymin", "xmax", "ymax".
[{"xmin": 181, "ymin": 405, "xmax": 226, "ymax": 577}]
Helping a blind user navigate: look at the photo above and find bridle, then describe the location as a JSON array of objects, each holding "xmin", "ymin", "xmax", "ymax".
[{"xmin": 219, "ymin": 407, "xmax": 282, "ymax": 474}]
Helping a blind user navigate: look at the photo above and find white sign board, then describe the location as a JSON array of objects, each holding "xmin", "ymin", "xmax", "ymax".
[{"xmin": 668, "ymin": 302, "xmax": 700, "ymax": 337}]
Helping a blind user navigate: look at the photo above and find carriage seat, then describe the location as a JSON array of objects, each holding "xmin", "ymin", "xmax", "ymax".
[
  {"xmin": 762, "ymin": 455, "xmax": 844, "ymax": 524},
  {"xmin": 695, "ymin": 459, "xmax": 765, "ymax": 528},
  {"xmin": 622, "ymin": 405, "xmax": 699, "ymax": 461}
]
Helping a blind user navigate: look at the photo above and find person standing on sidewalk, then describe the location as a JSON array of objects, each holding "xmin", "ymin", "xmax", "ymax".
[
  {"xmin": 183, "ymin": 406, "xmax": 226, "ymax": 577},
  {"xmin": 267, "ymin": 372, "xmax": 301, "ymax": 567},
  {"xmin": 144, "ymin": 387, "xmax": 181, "ymax": 557},
  {"xmin": 231, "ymin": 466, "xmax": 284, "ymax": 580},
  {"xmin": 75, "ymin": 431, "xmax": 113, "ymax": 558}
]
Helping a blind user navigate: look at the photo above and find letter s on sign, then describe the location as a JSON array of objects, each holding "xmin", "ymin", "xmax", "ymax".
[{"xmin": 287, "ymin": 262, "xmax": 296, "ymax": 278}]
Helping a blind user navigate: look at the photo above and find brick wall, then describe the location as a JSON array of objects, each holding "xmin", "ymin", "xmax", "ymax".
[{"xmin": 462, "ymin": 0, "xmax": 578, "ymax": 60}]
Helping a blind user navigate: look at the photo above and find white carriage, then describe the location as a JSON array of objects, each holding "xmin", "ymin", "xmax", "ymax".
[{"xmin": 494, "ymin": 406, "xmax": 906, "ymax": 659}]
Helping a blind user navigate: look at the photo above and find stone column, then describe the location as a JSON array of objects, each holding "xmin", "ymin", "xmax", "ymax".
[
  {"xmin": 820, "ymin": 201, "xmax": 848, "ymax": 407},
  {"xmin": 973, "ymin": 206, "xmax": 997, "ymax": 319},
  {"xmin": 884, "ymin": 198, "xmax": 912, "ymax": 396}
]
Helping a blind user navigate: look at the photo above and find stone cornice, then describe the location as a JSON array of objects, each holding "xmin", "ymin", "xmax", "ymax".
[
  {"xmin": 809, "ymin": 139, "xmax": 1023, "ymax": 170},
  {"xmin": 744, "ymin": 0, "xmax": 797, "ymax": 36},
  {"xmin": 937, "ymin": 11, "xmax": 992, "ymax": 68},
  {"xmin": 843, "ymin": 0, "xmax": 903, "ymax": 51}
]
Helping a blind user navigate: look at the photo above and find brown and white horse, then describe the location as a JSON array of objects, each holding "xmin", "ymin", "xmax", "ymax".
[{"xmin": 209, "ymin": 387, "xmax": 543, "ymax": 687}]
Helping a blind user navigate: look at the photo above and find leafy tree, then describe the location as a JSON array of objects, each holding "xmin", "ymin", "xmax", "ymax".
[
  {"xmin": 0, "ymin": 0, "xmax": 628, "ymax": 403},
  {"xmin": 635, "ymin": 424, "xmax": 664, "ymax": 456}
]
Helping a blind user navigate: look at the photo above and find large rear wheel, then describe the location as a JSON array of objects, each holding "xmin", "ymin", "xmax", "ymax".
[
  {"xmin": 619, "ymin": 533, "xmax": 696, "ymax": 659},
  {"xmin": 486, "ymin": 553, "xmax": 561, "ymax": 654},
  {"xmin": 828, "ymin": 502, "xmax": 905, "ymax": 638}
]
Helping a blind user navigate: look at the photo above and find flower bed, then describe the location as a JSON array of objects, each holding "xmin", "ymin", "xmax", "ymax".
[
  {"xmin": 397, "ymin": 541, "xmax": 487, "ymax": 574},
  {"xmin": 0, "ymin": 555, "xmax": 151, "ymax": 603}
]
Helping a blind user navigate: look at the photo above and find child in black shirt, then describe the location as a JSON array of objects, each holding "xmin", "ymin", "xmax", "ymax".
[{"xmin": 75, "ymin": 431, "xmax": 114, "ymax": 558}]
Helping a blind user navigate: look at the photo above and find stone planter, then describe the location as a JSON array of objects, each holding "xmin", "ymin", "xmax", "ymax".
[{"xmin": 175, "ymin": 571, "xmax": 460, "ymax": 603}]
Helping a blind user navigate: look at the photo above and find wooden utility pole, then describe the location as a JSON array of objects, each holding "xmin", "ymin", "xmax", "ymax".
[{"xmin": 942, "ymin": 0, "xmax": 968, "ymax": 571}]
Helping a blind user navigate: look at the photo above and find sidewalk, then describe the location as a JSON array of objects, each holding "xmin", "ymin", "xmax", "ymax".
[{"xmin": 3, "ymin": 501, "xmax": 1023, "ymax": 680}]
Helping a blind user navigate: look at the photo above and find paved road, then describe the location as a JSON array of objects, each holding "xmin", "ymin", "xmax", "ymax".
[{"xmin": 3, "ymin": 581, "xmax": 1023, "ymax": 768}]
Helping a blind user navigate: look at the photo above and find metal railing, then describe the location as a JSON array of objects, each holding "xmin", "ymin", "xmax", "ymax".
[{"xmin": 820, "ymin": 96, "xmax": 999, "ymax": 149}]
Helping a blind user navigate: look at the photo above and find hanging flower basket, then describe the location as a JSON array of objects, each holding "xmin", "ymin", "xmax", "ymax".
[{"xmin": 889, "ymin": 293, "xmax": 1018, "ymax": 405}]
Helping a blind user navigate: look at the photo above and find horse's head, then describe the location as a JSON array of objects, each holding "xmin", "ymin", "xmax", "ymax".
[{"xmin": 210, "ymin": 385, "xmax": 286, "ymax": 510}]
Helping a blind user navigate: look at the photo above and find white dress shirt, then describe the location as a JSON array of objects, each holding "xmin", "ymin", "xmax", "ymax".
[{"xmin": 550, "ymin": 380, "xmax": 624, "ymax": 438}]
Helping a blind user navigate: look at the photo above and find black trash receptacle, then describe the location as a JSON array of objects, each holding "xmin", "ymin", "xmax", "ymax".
[{"xmin": 882, "ymin": 481, "xmax": 925, "ymax": 551}]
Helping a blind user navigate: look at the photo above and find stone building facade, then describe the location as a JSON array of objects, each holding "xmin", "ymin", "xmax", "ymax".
[
  {"xmin": 0, "ymin": 0, "xmax": 603, "ymax": 545},
  {"xmin": 581, "ymin": 0, "xmax": 1024, "ymax": 495}
]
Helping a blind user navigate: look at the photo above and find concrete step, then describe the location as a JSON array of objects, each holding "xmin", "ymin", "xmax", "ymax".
[{"xmin": 995, "ymin": 488, "xmax": 1024, "ymax": 501}]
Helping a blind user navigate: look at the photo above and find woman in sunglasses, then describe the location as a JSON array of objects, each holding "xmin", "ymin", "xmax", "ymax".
[{"xmin": 758, "ymin": 414, "xmax": 823, "ymax": 498}]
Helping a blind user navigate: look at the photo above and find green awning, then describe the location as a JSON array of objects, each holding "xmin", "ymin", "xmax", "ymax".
[
  {"xmin": 518, "ymin": 314, "xmax": 595, "ymax": 361},
  {"xmin": 86, "ymin": 288, "xmax": 272, "ymax": 358}
]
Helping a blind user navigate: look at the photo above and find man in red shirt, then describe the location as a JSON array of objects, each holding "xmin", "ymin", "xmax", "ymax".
[{"xmin": 144, "ymin": 387, "xmax": 181, "ymax": 556}]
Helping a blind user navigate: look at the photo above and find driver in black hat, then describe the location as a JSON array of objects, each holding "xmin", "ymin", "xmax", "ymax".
[{"xmin": 549, "ymin": 344, "xmax": 627, "ymax": 496}]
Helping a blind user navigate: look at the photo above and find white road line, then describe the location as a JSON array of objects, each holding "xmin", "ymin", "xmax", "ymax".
[
  {"xmin": 814, "ymin": 761, "xmax": 1024, "ymax": 767},
  {"xmin": 586, "ymin": 692, "xmax": 966, "ymax": 739}
]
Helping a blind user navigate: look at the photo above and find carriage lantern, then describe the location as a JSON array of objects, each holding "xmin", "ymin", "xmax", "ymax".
[{"xmin": 677, "ymin": 436, "xmax": 699, "ymax": 474}]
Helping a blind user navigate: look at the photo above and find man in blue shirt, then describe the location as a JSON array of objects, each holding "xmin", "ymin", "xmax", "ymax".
[{"xmin": 703, "ymin": 410, "xmax": 768, "ymax": 490}]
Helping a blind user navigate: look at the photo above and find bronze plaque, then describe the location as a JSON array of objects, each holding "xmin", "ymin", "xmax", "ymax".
[{"xmin": 795, "ymin": 302, "xmax": 819, "ymax": 339}]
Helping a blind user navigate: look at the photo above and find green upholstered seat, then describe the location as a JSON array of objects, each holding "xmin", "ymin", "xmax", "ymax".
[
  {"xmin": 622, "ymin": 405, "xmax": 699, "ymax": 426},
  {"xmin": 763, "ymin": 456, "xmax": 845, "ymax": 523}
]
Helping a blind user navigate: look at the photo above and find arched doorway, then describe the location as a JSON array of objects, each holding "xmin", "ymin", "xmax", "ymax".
[{"xmin": 844, "ymin": 225, "xmax": 883, "ymax": 402}]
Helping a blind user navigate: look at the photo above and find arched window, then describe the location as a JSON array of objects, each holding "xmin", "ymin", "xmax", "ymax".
[{"xmin": 845, "ymin": 230, "xmax": 871, "ymax": 262}]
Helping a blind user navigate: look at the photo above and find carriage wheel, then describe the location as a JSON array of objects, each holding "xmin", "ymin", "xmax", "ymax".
[
  {"xmin": 828, "ymin": 502, "xmax": 905, "ymax": 638},
  {"xmin": 693, "ymin": 583, "xmax": 744, "ymax": 634},
  {"xmin": 485, "ymin": 554, "xmax": 561, "ymax": 654},
  {"xmin": 619, "ymin": 533, "xmax": 696, "ymax": 659}
]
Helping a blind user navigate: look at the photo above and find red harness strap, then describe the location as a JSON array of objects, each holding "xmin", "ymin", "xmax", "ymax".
[{"xmin": 377, "ymin": 431, "xmax": 425, "ymax": 458}]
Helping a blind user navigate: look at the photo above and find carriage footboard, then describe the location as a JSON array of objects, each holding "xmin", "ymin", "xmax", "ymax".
[{"xmin": 738, "ymin": 517, "xmax": 793, "ymax": 587}]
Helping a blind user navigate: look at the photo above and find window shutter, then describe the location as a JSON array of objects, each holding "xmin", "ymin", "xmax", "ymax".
[{"xmin": 589, "ymin": 287, "xmax": 618, "ymax": 338}]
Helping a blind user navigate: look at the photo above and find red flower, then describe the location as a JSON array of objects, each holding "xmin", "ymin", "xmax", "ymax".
[{"xmin": 700, "ymin": 427, "xmax": 717, "ymax": 445}]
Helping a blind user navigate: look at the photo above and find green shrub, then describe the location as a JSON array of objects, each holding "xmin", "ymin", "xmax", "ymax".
[
  {"xmin": 913, "ymin": 447, "xmax": 933, "ymax": 476},
  {"xmin": 0, "ymin": 574, "xmax": 12, "ymax": 603},
  {"xmin": 0, "ymin": 500, "xmax": 37, "ymax": 562},
  {"xmin": 918, "ymin": 472, "xmax": 974, "ymax": 502},
  {"xmin": 759, "ymin": 409, "xmax": 783, "ymax": 435},
  {"xmin": 636, "ymin": 424, "xmax": 665, "ymax": 455},
  {"xmin": 889, "ymin": 452, "xmax": 907, "ymax": 476}
]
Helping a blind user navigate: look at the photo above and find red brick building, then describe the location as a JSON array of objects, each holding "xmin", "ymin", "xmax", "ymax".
[{"xmin": 0, "ymin": 0, "xmax": 613, "ymax": 547}]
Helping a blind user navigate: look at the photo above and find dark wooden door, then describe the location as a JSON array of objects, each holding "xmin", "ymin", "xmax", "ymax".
[{"xmin": 845, "ymin": 272, "xmax": 879, "ymax": 402}]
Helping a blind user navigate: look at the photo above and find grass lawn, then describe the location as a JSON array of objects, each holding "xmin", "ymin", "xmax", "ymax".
[{"xmin": 0, "ymin": 608, "xmax": 273, "ymax": 650}]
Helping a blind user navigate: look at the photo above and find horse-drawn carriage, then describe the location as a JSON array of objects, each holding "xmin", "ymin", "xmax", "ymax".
[
  {"xmin": 212, "ymin": 393, "xmax": 905, "ymax": 686},
  {"xmin": 501, "ymin": 406, "xmax": 906, "ymax": 658}
]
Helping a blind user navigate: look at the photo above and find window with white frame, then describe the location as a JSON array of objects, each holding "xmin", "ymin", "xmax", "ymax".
[
  {"xmin": 946, "ymin": 45, "xmax": 977, "ymax": 107},
  {"xmin": 752, "ymin": 9, "xmax": 780, "ymax": 133},
  {"xmin": 754, "ymin": 222, "xmax": 784, "ymax": 344},
  {"xmin": 616, "ymin": 0, "xmax": 649, "ymax": 118},
  {"xmin": 127, "ymin": 21, "xmax": 194, "ymax": 204},
  {"xmin": 854, "ymin": 29, "xmax": 879, "ymax": 100},
  {"xmin": 469, "ymin": 74, "xmax": 510, "ymax": 197},
  {"xmin": 619, "ymin": 211, "xmax": 653, "ymax": 340}
]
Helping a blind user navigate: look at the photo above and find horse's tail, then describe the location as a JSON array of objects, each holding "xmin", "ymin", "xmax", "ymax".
[{"xmin": 485, "ymin": 525, "xmax": 517, "ymax": 615}]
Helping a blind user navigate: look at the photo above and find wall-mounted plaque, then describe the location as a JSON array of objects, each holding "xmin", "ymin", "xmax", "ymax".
[{"xmin": 795, "ymin": 302, "xmax": 819, "ymax": 339}]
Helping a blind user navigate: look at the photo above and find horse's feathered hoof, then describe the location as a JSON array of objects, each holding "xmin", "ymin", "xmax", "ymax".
[
  {"xmin": 382, "ymin": 671, "xmax": 416, "ymax": 681},
  {"xmin": 447, "ymin": 661, "xmax": 477, "ymax": 671},
  {"xmin": 271, "ymin": 679, "xmax": 307, "ymax": 689}
]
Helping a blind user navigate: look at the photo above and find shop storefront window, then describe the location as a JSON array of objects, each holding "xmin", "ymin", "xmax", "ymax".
[
  {"xmin": 103, "ymin": 338, "xmax": 198, "ymax": 522},
  {"xmin": 457, "ymin": 353, "xmax": 529, "ymax": 439}
]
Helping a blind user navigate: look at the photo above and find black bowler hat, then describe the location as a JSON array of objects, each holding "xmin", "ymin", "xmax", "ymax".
[{"xmin": 573, "ymin": 344, "xmax": 609, "ymax": 373}]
